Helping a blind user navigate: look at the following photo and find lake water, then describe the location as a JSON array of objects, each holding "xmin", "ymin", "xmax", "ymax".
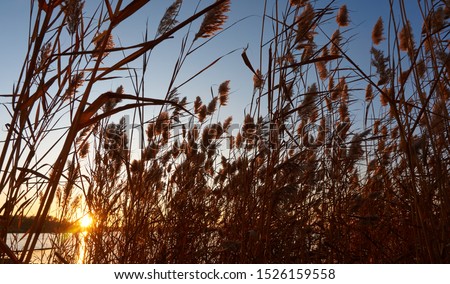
[{"xmin": 4, "ymin": 233, "xmax": 86, "ymax": 264}]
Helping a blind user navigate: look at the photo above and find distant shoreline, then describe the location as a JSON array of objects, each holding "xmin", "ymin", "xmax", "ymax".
[{"xmin": 6, "ymin": 216, "xmax": 73, "ymax": 234}]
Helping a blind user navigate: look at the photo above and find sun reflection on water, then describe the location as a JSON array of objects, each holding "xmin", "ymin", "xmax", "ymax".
[
  {"xmin": 77, "ymin": 231, "xmax": 88, "ymax": 264},
  {"xmin": 76, "ymin": 215, "xmax": 92, "ymax": 264}
]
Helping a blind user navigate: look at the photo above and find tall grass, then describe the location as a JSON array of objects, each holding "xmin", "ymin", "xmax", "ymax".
[{"xmin": 0, "ymin": 0, "xmax": 449, "ymax": 264}]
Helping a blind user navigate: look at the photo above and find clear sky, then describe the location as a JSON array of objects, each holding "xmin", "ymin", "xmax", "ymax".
[{"xmin": 0, "ymin": 0, "xmax": 424, "ymax": 124}]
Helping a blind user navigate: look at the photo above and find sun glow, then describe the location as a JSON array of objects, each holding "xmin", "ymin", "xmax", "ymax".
[{"xmin": 80, "ymin": 214, "xmax": 93, "ymax": 229}]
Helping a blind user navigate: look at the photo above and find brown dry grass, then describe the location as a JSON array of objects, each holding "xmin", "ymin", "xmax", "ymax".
[{"xmin": 0, "ymin": 0, "xmax": 449, "ymax": 264}]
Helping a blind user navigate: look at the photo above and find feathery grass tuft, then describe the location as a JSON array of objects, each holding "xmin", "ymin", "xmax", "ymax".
[
  {"xmin": 372, "ymin": 17, "xmax": 384, "ymax": 45},
  {"xmin": 158, "ymin": 0, "xmax": 183, "ymax": 35},
  {"xmin": 61, "ymin": 0, "xmax": 84, "ymax": 35},
  {"xmin": 195, "ymin": 0, "xmax": 231, "ymax": 40},
  {"xmin": 218, "ymin": 80, "xmax": 230, "ymax": 106},
  {"xmin": 336, "ymin": 5, "xmax": 349, "ymax": 27}
]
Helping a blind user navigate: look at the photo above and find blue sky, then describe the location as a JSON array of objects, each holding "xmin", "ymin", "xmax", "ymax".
[
  {"xmin": 0, "ymin": 0, "xmax": 426, "ymax": 152},
  {"xmin": 0, "ymin": 1, "xmax": 262, "ymax": 126},
  {"xmin": 0, "ymin": 0, "xmax": 423, "ymax": 114}
]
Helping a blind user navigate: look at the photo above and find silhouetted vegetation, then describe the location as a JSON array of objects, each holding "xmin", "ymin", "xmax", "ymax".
[
  {"xmin": 8, "ymin": 216, "xmax": 72, "ymax": 234},
  {"xmin": 0, "ymin": 0, "xmax": 449, "ymax": 264}
]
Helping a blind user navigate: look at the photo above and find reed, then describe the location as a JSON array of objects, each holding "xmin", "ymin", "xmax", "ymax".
[{"xmin": 0, "ymin": 0, "xmax": 449, "ymax": 264}]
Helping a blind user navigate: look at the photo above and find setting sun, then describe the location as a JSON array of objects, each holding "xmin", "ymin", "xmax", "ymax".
[{"xmin": 79, "ymin": 215, "xmax": 93, "ymax": 229}]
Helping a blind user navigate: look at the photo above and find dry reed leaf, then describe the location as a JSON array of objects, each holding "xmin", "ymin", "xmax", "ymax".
[
  {"xmin": 111, "ymin": 0, "xmax": 151, "ymax": 27},
  {"xmin": 241, "ymin": 48, "xmax": 256, "ymax": 75}
]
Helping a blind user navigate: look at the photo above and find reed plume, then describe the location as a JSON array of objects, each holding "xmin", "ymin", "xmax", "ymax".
[
  {"xmin": 4, "ymin": 0, "xmax": 450, "ymax": 265},
  {"xmin": 299, "ymin": 83, "xmax": 318, "ymax": 120},
  {"xmin": 372, "ymin": 17, "xmax": 384, "ymax": 45},
  {"xmin": 316, "ymin": 55, "xmax": 328, "ymax": 80},
  {"xmin": 102, "ymin": 86, "xmax": 124, "ymax": 113},
  {"xmin": 78, "ymin": 141, "xmax": 90, "ymax": 158},
  {"xmin": 379, "ymin": 88, "xmax": 389, "ymax": 107},
  {"xmin": 295, "ymin": 3, "xmax": 315, "ymax": 50},
  {"xmin": 223, "ymin": 116, "xmax": 232, "ymax": 131},
  {"xmin": 336, "ymin": 5, "xmax": 349, "ymax": 27},
  {"xmin": 218, "ymin": 80, "xmax": 230, "ymax": 106},
  {"xmin": 330, "ymin": 29, "xmax": 341, "ymax": 56},
  {"xmin": 198, "ymin": 105, "xmax": 207, "ymax": 123},
  {"xmin": 61, "ymin": 0, "xmax": 84, "ymax": 35},
  {"xmin": 64, "ymin": 72, "xmax": 84, "ymax": 100},
  {"xmin": 155, "ymin": 112, "xmax": 170, "ymax": 135},
  {"xmin": 253, "ymin": 69, "xmax": 264, "ymax": 90},
  {"xmin": 365, "ymin": 84, "xmax": 373, "ymax": 102},
  {"xmin": 92, "ymin": 30, "xmax": 114, "ymax": 59},
  {"xmin": 195, "ymin": 0, "xmax": 231, "ymax": 40},
  {"xmin": 399, "ymin": 20, "xmax": 415, "ymax": 56},
  {"xmin": 206, "ymin": 97, "xmax": 218, "ymax": 115},
  {"xmin": 370, "ymin": 47, "xmax": 391, "ymax": 86},
  {"xmin": 194, "ymin": 96, "xmax": 203, "ymax": 114},
  {"xmin": 157, "ymin": 0, "xmax": 183, "ymax": 35},
  {"xmin": 289, "ymin": 0, "xmax": 308, "ymax": 6}
]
